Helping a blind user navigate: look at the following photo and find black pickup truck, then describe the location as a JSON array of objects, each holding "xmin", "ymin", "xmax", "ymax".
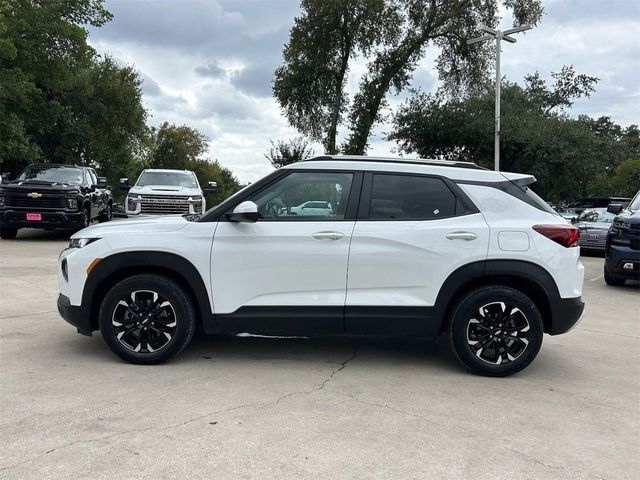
[{"xmin": 0, "ymin": 164, "xmax": 113, "ymax": 239}]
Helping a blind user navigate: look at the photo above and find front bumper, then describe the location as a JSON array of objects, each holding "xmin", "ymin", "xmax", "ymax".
[
  {"xmin": 57, "ymin": 293, "xmax": 93, "ymax": 336},
  {"xmin": 605, "ymin": 243, "xmax": 640, "ymax": 280},
  {"xmin": 1, "ymin": 209, "xmax": 83, "ymax": 230},
  {"xmin": 548, "ymin": 296, "xmax": 585, "ymax": 335}
]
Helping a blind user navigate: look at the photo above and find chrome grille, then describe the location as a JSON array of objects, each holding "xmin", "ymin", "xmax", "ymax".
[
  {"xmin": 5, "ymin": 192, "xmax": 67, "ymax": 209},
  {"xmin": 140, "ymin": 194, "xmax": 190, "ymax": 215}
]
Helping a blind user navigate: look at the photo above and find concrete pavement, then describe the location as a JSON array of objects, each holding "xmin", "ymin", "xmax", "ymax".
[{"xmin": 1, "ymin": 229, "xmax": 638, "ymax": 479}]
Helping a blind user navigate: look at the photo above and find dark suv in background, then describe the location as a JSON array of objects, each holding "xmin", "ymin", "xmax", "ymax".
[
  {"xmin": 0, "ymin": 164, "xmax": 112, "ymax": 239},
  {"xmin": 604, "ymin": 191, "xmax": 640, "ymax": 286}
]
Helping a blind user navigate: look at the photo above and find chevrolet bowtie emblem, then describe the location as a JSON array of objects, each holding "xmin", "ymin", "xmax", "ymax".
[{"xmin": 27, "ymin": 192, "xmax": 43, "ymax": 198}]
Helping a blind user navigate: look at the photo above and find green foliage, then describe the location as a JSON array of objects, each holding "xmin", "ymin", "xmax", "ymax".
[
  {"xmin": 389, "ymin": 67, "xmax": 639, "ymax": 201},
  {"xmin": 273, "ymin": 0, "xmax": 393, "ymax": 154},
  {"xmin": 264, "ymin": 137, "xmax": 315, "ymax": 168},
  {"xmin": 0, "ymin": 0, "xmax": 148, "ymax": 189},
  {"xmin": 275, "ymin": 0, "xmax": 544, "ymax": 155},
  {"xmin": 148, "ymin": 122, "xmax": 209, "ymax": 171},
  {"xmin": 588, "ymin": 159, "xmax": 640, "ymax": 198}
]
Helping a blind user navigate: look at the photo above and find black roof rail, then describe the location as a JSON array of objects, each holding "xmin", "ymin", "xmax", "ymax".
[{"xmin": 302, "ymin": 155, "xmax": 487, "ymax": 170}]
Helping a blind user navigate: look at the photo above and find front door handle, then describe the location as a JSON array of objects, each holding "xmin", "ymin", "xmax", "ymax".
[
  {"xmin": 312, "ymin": 231, "xmax": 344, "ymax": 240},
  {"xmin": 446, "ymin": 232, "xmax": 478, "ymax": 241}
]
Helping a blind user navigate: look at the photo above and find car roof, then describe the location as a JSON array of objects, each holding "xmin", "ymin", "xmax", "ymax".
[{"xmin": 286, "ymin": 155, "xmax": 523, "ymax": 183}]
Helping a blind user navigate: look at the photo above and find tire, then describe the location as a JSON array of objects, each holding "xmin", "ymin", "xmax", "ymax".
[
  {"xmin": 0, "ymin": 228, "xmax": 18, "ymax": 239},
  {"xmin": 604, "ymin": 264, "xmax": 625, "ymax": 286},
  {"xmin": 449, "ymin": 286, "xmax": 544, "ymax": 377},
  {"xmin": 78, "ymin": 207, "xmax": 90, "ymax": 230},
  {"xmin": 98, "ymin": 203, "xmax": 112, "ymax": 223},
  {"xmin": 98, "ymin": 274, "xmax": 197, "ymax": 364}
]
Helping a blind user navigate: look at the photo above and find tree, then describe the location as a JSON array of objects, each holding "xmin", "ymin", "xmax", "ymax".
[
  {"xmin": 148, "ymin": 122, "xmax": 209, "ymax": 170},
  {"xmin": 0, "ymin": 0, "xmax": 113, "ymax": 173},
  {"xmin": 275, "ymin": 0, "xmax": 544, "ymax": 155},
  {"xmin": 389, "ymin": 68, "xmax": 639, "ymax": 201},
  {"xmin": 273, "ymin": 0, "xmax": 394, "ymax": 154},
  {"xmin": 264, "ymin": 137, "xmax": 315, "ymax": 168}
]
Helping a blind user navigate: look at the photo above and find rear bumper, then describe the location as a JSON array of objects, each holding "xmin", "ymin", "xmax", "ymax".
[
  {"xmin": 1, "ymin": 210, "xmax": 83, "ymax": 230},
  {"xmin": 548, "ymin": 296, "xmax": 585, "ymax": 335},
  {"xmin": 57, "ymin": 293, "xmax": 93, "ymax": 336}
]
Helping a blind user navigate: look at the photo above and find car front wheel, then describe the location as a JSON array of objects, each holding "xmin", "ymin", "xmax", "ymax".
[
  {"xmin": 449, "ymin": 286, "xmax": 544, "ymax": 377},
  {"xmin": 0, "ymin": 228, "xmax": 18, "ymax": 239},
  {"xmin": 99, "ymin": 274, "xmax": 197, "ymax": 364}
]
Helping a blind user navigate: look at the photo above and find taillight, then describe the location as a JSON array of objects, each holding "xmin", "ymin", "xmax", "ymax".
[{"xmin": 532, "ymin": 224, "xmax": 580, "ymax": 248}]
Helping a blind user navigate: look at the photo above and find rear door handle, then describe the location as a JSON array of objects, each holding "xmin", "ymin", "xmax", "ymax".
[
  {"xmin": 446, "ymin": 232, "xmax": 478, "ymax": 241},
  {"xmin": 312, "ymin": 231, "xmax": 344, "ymax": 240}
]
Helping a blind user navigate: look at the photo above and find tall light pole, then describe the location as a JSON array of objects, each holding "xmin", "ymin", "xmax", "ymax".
[{"xmin": 468, "ymin": 24, "xmax": 531, "ymax": 171}]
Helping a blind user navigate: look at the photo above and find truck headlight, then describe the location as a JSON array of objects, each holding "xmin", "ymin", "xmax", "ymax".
[
  {"xmin": 0, "ymin": 196, "xmax": 4, "ymax": 208},
  {"xmin": 68, "ymin": 238, "xmax": 100, "ymax": 249},
  {"xmin": 127, "ymin": 194, "xmax": 141, "ymax": 210},
  {"xmin": 67, "ymin": 198, "xmax": 77, "ymax": 209}
]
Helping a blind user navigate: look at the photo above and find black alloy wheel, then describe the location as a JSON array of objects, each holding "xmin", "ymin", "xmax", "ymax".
[
  {"xmin": 111, "ymin": 290, "xmax": 177, "ymax": 354},
  {"xmin": 466, "ymin": 302, "xmax": 531, "ymax": 365}
]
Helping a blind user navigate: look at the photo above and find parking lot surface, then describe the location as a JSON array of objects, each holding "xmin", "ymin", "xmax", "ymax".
[{"xmin": 1, "ymin": 229, "xmax": 639, "ymax": 479}]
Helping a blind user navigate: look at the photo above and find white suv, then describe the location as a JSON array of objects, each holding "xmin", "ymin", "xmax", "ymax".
[{"xmin": 57, "ymin": 156, "xmax": 585, "ymax": 376}]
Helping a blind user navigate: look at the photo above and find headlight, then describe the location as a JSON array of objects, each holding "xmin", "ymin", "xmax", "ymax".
[
  {"xmin": 127, "ymin": 194, "xmax": 141, "ymax": 210},
  {"xmin": 68, "ymin": 238, "xmax": 100, "ymax": 249},
  {"xmin": 189, "ymin": 196, "xmax": 203, "ymax": 203},
  {"xmin": 613, "ymin": 219, "xmax": 629, "ymax": 229},
  {"xmin": 67, "ymin": 198, "xmax": 77, "ymax": 209},
  {"xmin": 0, "ymin": 196, "xmax": 4, "ymax": 208}
]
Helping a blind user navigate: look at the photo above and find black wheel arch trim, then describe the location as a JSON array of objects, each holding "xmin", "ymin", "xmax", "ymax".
[
  {"xmin": 81, "ymin": 251, "xmax": 214, "ymax": 333},
  {"xmin": 434, "ymin": 259, "xmax": 579, "ymax": 335}
]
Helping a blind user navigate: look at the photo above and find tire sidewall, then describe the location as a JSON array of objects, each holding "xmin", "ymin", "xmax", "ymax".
[
  {"xmin": 450, "ymin": 286, "xmax": 544, "ymax": 377},
  {"xmin": 99, "ymin": 274, "xmax": 196, "ymax": 364}
]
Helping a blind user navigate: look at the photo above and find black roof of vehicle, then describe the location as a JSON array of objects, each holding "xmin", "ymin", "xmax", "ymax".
[{"xmin": 302, "ymin": 155, "xmax": 487, "ymax": 170}]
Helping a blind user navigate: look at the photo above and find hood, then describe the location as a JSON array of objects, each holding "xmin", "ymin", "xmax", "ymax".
[
  {"xmin": 575, "ymin": 221, "xmax": 611, "ymax": 230},
  {"xmin": 72, "ymin": 215, "xmax": 189, "ymax": 239},
  {"xmin": 616, "ymin": 209, "xmax": 640, "ymax": 224},
  {"xmin": 2, "ymin": 181, "xmax": 79, "ymax": 192},
  {"xmin": 128, "ymin": 185, "xmax": 201, "ymax": 196}
]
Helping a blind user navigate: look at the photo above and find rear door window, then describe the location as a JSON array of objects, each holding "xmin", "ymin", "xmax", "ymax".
[{"xmin": 367, "ymin": 174, "xmax": 457, "ymax": 220}]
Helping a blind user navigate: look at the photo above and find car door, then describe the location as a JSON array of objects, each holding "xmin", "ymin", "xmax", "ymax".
[
  {"xmin": 211, "ymin": 170, "xmax": 361, "ymax": 335},
  {"xmin": 345, "ymin": 172, "xmax": 490, "ymax": 335}
]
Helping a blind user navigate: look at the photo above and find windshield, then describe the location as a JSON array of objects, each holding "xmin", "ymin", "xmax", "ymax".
[
  {"xmin": 17, "ymin": 165, "xmax": 84, "ymax": 185},
  {"xmin": 629, "ymin": 191, "xmax": 640, "ymax": 211},
  {"xmin": 577, "ymin": 208, "xmax": 615, "ymax": 223},
  {"xmin": 137, "ymin": 171, "xmax": 197, "ymax": 188}
]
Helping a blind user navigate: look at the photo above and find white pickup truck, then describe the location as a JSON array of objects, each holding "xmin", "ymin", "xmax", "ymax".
[{"xmin": 119, "ymin": 169, "xmax": 216, "ymax": 216}]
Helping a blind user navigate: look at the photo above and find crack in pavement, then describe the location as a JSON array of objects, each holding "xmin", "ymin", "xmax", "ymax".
[{"xmin": 0, "ymin": 345, "xmax": 358, "ymax": 472}]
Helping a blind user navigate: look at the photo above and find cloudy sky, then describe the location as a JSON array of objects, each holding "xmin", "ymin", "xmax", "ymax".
[{"xmin": 88, "ymin": 0, "xmax": 640, "ymax": 183}]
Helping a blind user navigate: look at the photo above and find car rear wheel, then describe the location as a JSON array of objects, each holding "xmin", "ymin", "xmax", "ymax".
[
  {"xmin": 99, "ymin": 274, "xmax": 197, "ymax": 364},
  {"xmin": 449, "ymin": 286, "xmax": 544, "ymax": 377},
  {"xmin": 0, "ymin": 228, "xmax": 18, "ymax": 239},
  {"xmin": 604, "ymin": 264, "xmax": 625, "ymax": 286}
]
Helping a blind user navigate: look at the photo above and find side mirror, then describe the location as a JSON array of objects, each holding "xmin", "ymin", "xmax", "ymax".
[
  {"xmin": 96, "ymin": 177, "xmax": 108, "ymax": 189},
  {"xmin": 203, "ymin": 181, "xmax": 217, "ymax": 193},
  {"xmin": 118, "ymin": 178, "xmax": 130, "ymax": 191},
  {"xmin": 607, "ymin": 204, "xmax": 623, "ymax": 215},
  {"xmin": 1, "ymin": 172, "xmax": 11, "ymax": 184},
  {"xmin": 571, "ymin": 217, "xmax": 577, "ymax": 223},
  {"xmin": 227, "ymin": 201, "xmax": 259, "ymax": 223}
]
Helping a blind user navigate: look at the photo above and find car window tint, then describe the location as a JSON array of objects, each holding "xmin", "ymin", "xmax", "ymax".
[
  {"xmin": 369, "ymin": 174, "xmax": 456, "ymax": 220},
  {"xmin": 251, "ymin": 172, "xmax": 353, "ymax": 220}
]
